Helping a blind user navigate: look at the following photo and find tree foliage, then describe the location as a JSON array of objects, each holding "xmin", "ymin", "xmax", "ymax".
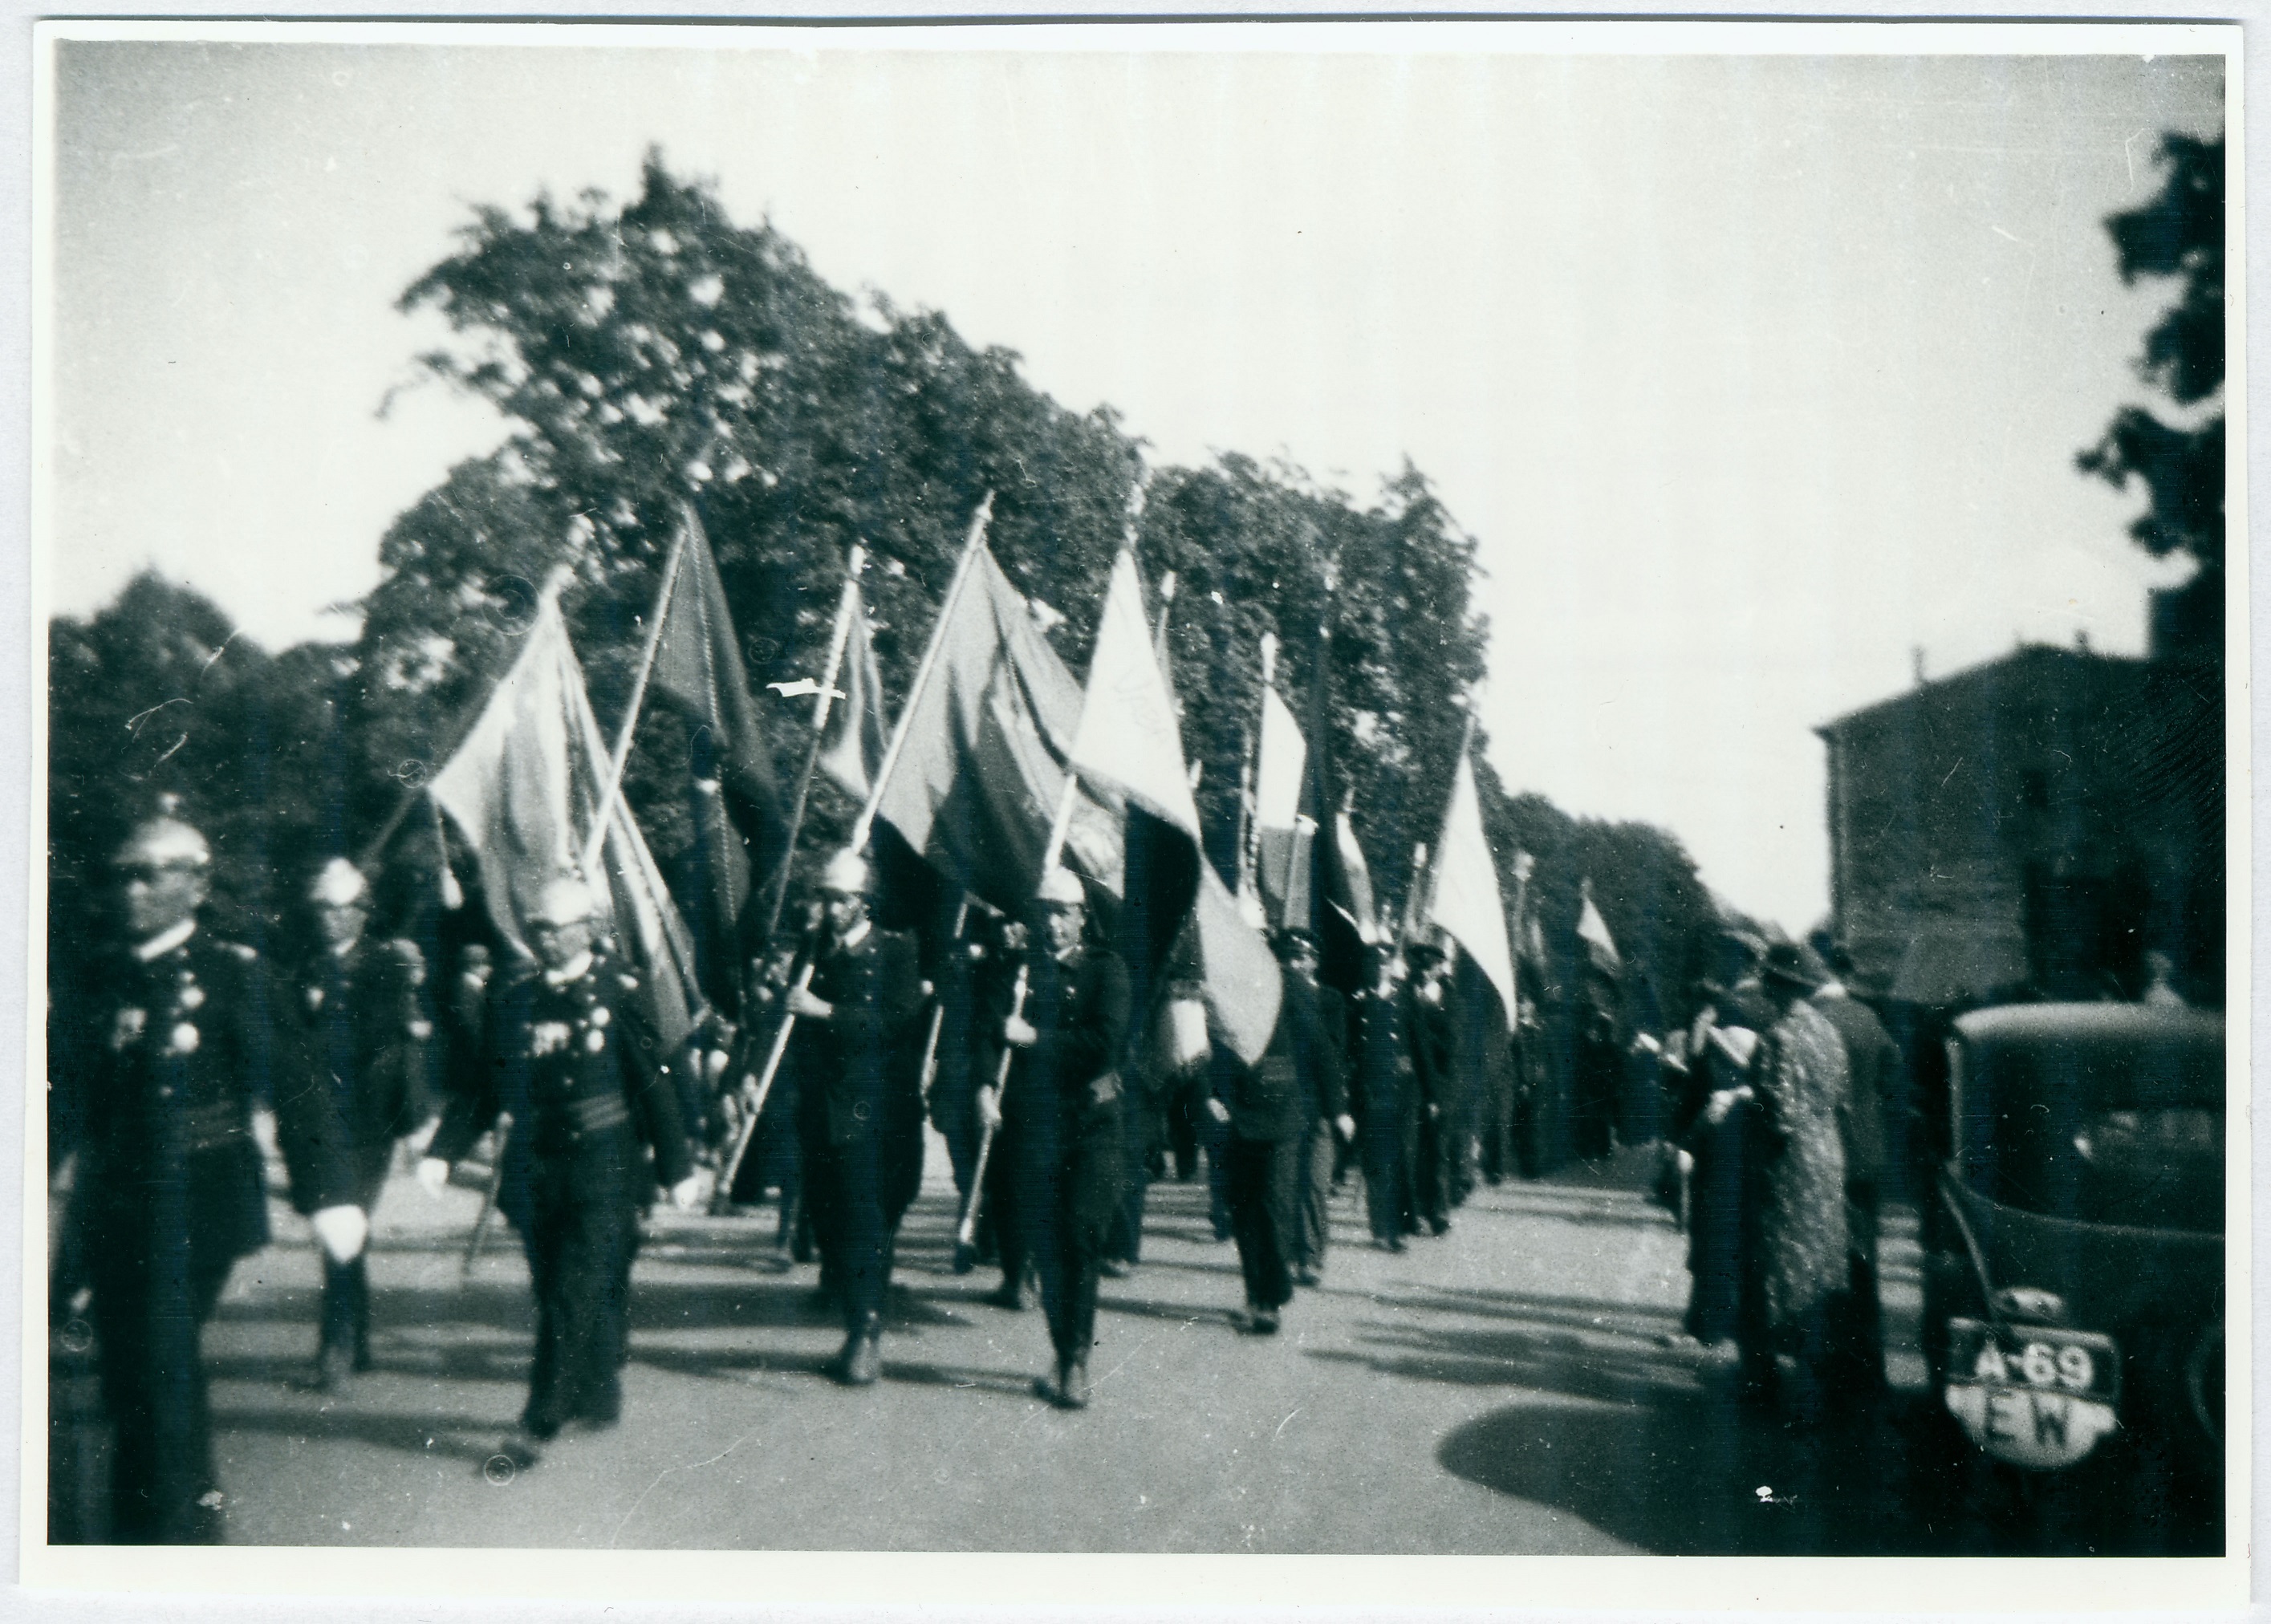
[
  {"xmin": 2078, "ymin": 134, "xmax": 2224, "ymax": 651},
  {"xmin": 51, "ymin": 154, "xmax": 1729, "ymax": 1083}
]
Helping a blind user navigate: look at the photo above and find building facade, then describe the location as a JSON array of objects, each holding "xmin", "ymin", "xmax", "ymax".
[{"xmin": 1818, "ymin": 644, "xmax": 2222, "ymax": 1008}]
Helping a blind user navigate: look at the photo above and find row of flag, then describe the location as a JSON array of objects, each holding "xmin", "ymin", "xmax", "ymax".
[{"xmin": 416, "ymin": 497, "xmax": 1610, "ymax": 1070}]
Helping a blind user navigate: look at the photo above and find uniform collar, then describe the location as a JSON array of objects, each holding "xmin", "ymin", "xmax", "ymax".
[
  {"xmin": 834, "ymin": 918, "xmax": 872, "ymax": 954},
  {"xmin": 132, "ymin": 919, "xmax": 197, "ymax": 964},
  {"xmin": 542, "ymin": 950, "xmax": 595, "ymax": 988}
]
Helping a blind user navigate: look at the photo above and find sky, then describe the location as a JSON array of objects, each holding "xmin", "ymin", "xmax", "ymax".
[{"xmin": 41, "ymin": 25, "xmax": 2228, "ymax": 932}]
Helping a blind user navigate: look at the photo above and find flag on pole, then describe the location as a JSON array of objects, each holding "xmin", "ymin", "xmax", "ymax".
[
  {"xmin": 1067, "ymin": 550, "xmax": 1282, "ymax": 1064},
  {"xmin": 428, "ymin": 591, "xmax": 705, "ymax": 1053},
  {"xmin": 642, "ymin": 506, "xmax": 789, "ymax": 1004},
  {"xmin": 645, "ymin": 507, "xmax": 788, "ymax": 853},
  {"xmin": 1286, "ymin": 628, "xmax": 1371, "ymax": 995},
  {"xmin": 868, "ymin": 542, "xmax": 1278, "ymax": 1064},
  {"xmin": 1253, "ymin": 684, "xmax": 1307, "ymax": 926},
  {"xmin": 1578, "ymin": 879, "xmax": 1623, "ymax": 978},
  {"xmin": 1426, "ymin": 750, "xmax": 1518, "ymax": 1031},
  {"xmin": 817, "ymin": 581, "xmax": 889, "ymax": 802}
]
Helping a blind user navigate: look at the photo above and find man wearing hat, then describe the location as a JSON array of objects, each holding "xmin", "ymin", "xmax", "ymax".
[
  {"xmin": 1351, "ymin": 944, "xmax": 1418, "ymax": 1251},
  {"xmin": 1274, "ymin": 928, "xmax": 1353, "ymax": 1287},
  {"xmin": 290, "ymin": 857, "xmax": 434, "ymax": 1392},
  {"xmin": 1810, "ymin": 943, "xmax": 1899, "ymax": 1399},
  {"xmin": 54, "ymin": 804, "xmax": 364, "ymax": 1541},
  {"xmin": 417, "ymin": 875, "xmax": 701, "ymax": 1464},
  {"xmin": 1402, "ymin": 941, "xmax": 1463, "ymax": 1236},
  {"xmin": 783, "ymin": 847, "xmax": 927, "ymax": 1386},
  {"xmin": 977, "ymin": 865, "xmax": 1128, "ymax": 1407},
  {"xmin": 1204, "ymin": 927, "xmax": 1347, "ymax": 1330}
]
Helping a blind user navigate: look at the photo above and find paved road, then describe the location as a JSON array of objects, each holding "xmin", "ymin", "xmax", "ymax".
[{"xmin": 47, "ymin": 1142, "xmax": 2213, "ymax": 1554}]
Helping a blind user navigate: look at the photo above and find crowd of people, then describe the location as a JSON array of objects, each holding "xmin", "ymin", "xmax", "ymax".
[{"xmin": 49, "ymin": 797, "xmax": 1903, "ymax": 1546}]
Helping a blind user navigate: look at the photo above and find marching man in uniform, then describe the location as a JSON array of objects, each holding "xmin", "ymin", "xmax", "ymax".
[
  {"xmin": 56, "ymin": 805, "xmax": 365, "ymax": 1542},
  {"xmin": 977, "ymin": 866, "xmax": 1129, "ymax": 1409},
  {"xmin": 784, "ymin": 847, "xmax": 927, "ymax": 1386},
  {"xmin": 417, "ymin": 876, "xmax": 701, "ymax": 1468},
  {"xmin": 293, "ymin": 858, "xmax": 433, "ymax": 1392}
]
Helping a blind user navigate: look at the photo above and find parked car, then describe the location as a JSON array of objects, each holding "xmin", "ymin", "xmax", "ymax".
[{"xmin": 1918, "ymin": 1002, "xmax": 2225, "ymax": 1535}]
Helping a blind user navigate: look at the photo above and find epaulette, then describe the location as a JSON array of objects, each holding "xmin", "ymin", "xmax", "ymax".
[
  {"xmin": 218, "ymin": 940, "xmax": 260, "ymax": 964},
  {"xmin": 615, "ymin": 972, "xmax": 640, "ymax": 993}
]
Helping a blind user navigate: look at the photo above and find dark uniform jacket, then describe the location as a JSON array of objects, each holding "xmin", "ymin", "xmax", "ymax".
[
  {"xmin": 290, "ymin": 937, "xmax": 432, "ymax": 1200},
  {"xmin": 981, "ymin": 945, "xmax": 1131, "ymax": 1130},
  {"xmin": 1403, "ymin": 980, "xmax": 1461, "ymax": 1118},
  {"xmin": 981, "ymin": 944, "xmax": 1130, "ymax": 1246},
  {"xmin": 1353, "ymin": 985, "xmax": 1417, "ymax": 1122},
  {"xmin": 792, "ymin": 923, "xmax": 927, "ymax": 1148},
  {"xmin": 59, "ymin": 928, "xmax": 357, "ymax": 1274},
  {"xmin": 429, "ymin": 951, "xmax": 693, "ymax": 1226},
  {"xmin": 1210, "ymin": 973, "xmax": 1347, "ymax": 1143}
]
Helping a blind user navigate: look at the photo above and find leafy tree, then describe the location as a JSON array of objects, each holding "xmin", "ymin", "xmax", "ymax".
[
  {"xmin": 2078, "ymin": 134, "xmax": 2224, "ymax": 658},
  {"xmin": 48, "ymin": 574, "xmax": 287, "ymax": 953}
]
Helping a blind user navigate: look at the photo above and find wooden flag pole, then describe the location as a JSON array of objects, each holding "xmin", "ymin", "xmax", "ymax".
[
  {"xmin": 750, "ymin": 544, "xmax": 867, "ymax": 952},
  {"xmin": 578, "ymin": 516, "xmax": 693, "ymax": 883},
  {"xmin": 916, "ymin": 896, "xmax": 973, "ymax": 1110}
]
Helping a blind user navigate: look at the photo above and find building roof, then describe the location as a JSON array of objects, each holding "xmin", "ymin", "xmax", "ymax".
[{"xmin": 1814, "ymin": 644, "xmax": 2147, "ymax": 741}]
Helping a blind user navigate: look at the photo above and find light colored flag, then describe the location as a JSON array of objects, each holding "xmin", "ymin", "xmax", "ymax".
[
  {"xmin": 1253, "ymin": 684, "xmax": 1307, "ymax": 924},
  {"xmin": 1578, "ymin": 879, "xmax": 1623, "ymax": 976},
  {"xmin": 1068, "ymin": 550, "xmax": 1282, "ymax": 1062},
  {"xmin": 817, "ymin": 583, "xmax": 889, "ymax": 801},
  {"xmin": 1426, "ymin": 753, "xmax": 1518, "ymax": 1030},
  {"xmin": 429, "ymin": 592, "xmax": 704, "ymax": 1052},
  {"xmin": 1068, "ymin": 550, "xmax": 1203, "ymax": 837}
]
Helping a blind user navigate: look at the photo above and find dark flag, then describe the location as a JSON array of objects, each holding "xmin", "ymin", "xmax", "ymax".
[
  {"xmin": 1293, "ymin": 622, "xmax": 1371, "ymax": 996},
  {"xmin": 644, "ymin": 505, "xmax": 790, "ymax": 1006}
]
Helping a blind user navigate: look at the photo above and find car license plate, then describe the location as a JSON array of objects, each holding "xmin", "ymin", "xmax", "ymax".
[{"xmin": 1944, "ymin": 1318, "xmax": 2121, "ymax": 1471}]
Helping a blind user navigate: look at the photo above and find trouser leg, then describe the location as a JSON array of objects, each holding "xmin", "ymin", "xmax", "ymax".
[
  {"xmin": 829, "ymin": 1135, "xmax": 888, "ymax": 1337},
  {"xmin": 1202, "ymin": 1109, "xmax": 1233, "ymax": 1237},
  {"xmin": 1293, "ymin": 1119, "xmax": 1331, "ymax": 1270},
  {"xmin": 520, "ymin": 1186, "xmax": 576, "ymax": 1436},
  {"xmin": 1226, "ymin": 1138, "xmax": 1294, "ymax": 1310},
  {"xmin": 1108, "ymin": 1127, "xmax": 1149, "ymax": 1265},
  {"xmin": 94, "ymin": 1249, "xmax": 232, "ymax": 1545},
  {"xmin": 989, "ymin": 1123, "xmax": 1028, "ymax": 1288},
  {"xmin": 1360, "ymin": 1096, "xmax": 1404, "ymax": 1240}
]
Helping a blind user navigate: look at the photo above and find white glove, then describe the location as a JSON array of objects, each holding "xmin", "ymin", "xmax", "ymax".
[
  {"xmin": 976, "ymin": 1086, "xmax": 1004, "ymax": 1132},
  {"xmin": 1205, "ymin": 1097, "xmax": 1231, "ymax": 1126},
  {"xmin": 670, "ymin": 1173, "xmax": 705, "ymax": 1212},
  {"xmin": 416, "ymin": 1156, "xmax": 451, "ymax": 1200},
  {"xmin": 311, "ymin": 1204, "xmax": 369, "ymax": 1264},
  {"xmin": 1002, "ymin": 1015, "xmax": 1038, "ymax": 1048},
  {"xmin": 1335, "ymin": 1113, "xmax": 1357, "ymax": 1143}
]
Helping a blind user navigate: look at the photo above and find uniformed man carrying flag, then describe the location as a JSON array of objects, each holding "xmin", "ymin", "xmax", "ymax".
[
  {"xmin": 782, "ymin": 847, "xmax": 927, "ymax": 1386},
  {"xmin": 417, "ymin": 877, "xmax": 702, "ymax": 1468},
  {"xmin": 976, "ymin": 866, "xmax": 1130, "ymax": 1409}
]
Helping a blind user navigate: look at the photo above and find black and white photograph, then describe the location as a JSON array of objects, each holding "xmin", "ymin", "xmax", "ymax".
[{"xmin": 25, "ymin": 15, "xmax": 2245, "ymax": 1609}]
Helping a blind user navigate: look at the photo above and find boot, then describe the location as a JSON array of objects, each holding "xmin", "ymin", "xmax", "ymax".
[{"xmin": 835, "ymin": 1312, "xmax": 882, "ymax": 1386}]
